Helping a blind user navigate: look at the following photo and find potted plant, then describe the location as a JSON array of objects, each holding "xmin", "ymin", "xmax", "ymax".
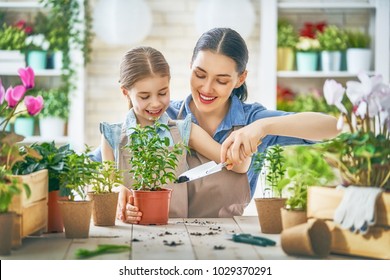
[
  {"xmin": 88, "ymin": 160, "xmax": 123, "ymax": 226},
  {"xmin": 37, "ymin": 88, "xmax": 69, "ymax": 138},
  {"xmin": 294, "ymin": 21, "xmax": 326, "ymax": 72},
  {"xmin": 253, "ymin": 145, "xmax": 289, "ymax": 234},
  {"xmin": 280, "ymin": 145, "xmax": 336, "ymax": 230},
  {"xmin": 295, "ymin": 36, "xmax": 321, "ymax": 72},
  {"xmin": 12, "ymin": 142, "xmax": 73, "ymax": 233},
  {"xmin": 345, "ymin": 29, "xmax": 371, "ymax": 73},
  {"xmin": 57, "ymin": 148, "xmax": 101, "ymax": 238},
  {"xmin": 316, "ymin": 25, "xmax": 348, "ymax": 71},
  {"xmin": 277, "ymin": 19, "xmax": 298, "ymax": 71},
  {"xmin": 24, "ymin": 33, "xmax": 50, "ymax": 70},
  {"xmin": 307, "ymin": 74, "xmax": 390, "ymax": 259},
  {"xmin": 0, "ymin": 22, "xmax": 27, "ymax": 72},
  {"xmin": 124, "ymin": 123, "xmax": 186, "ymax": 225}
]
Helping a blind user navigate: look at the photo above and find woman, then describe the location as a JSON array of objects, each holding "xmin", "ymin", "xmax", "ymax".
[{"xmin": 93, "ymin": 27, "xmax": 339, "ymax": 223}]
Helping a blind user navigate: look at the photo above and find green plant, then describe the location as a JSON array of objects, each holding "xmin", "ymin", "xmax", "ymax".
[
  {"xmin": 90, "ymin": 160, "xmax": 123, "ymax": 194},
  {"xmin": 58, "ymin": 147, "xmax": 102, "ymax": 200},
  {"xmin": 254, "ymin": 145, "xmax": 288, "ymax": 198},
  {"xmin": 322, "ymin": 74, "xmax": 390, "ymax": 189},
  {"xmin": 277, "ymin": 92, "xmax": 339, "ymax": 115},
  {"xmin": 345, "ymin": 29, "xmax": 371, "ymax": 49},
  {"xmin": 282, "ymin": 146, "xmax": 336, "ymax": 210},
  {"xmin": 0, "ymin": 166, "xmax": 30, "ymax": 213},
  {"xmin": 37, "ymin": 88, "xmax": 69, "ymax": 120},
  {"xmin": 277, "ymin": 20, "xmax": 298, "ymax": 48},
  {"xmin": 12, "ymin": 142, "xmax": 73, "ymax": 193},
  {"xmin": 316, "ymin": 25, "xmax": 348, "ymax": 51},
  {"xmin": 0, "ymin": 23, "xmax": 27, "ymax": 50},
  {"xmin": 125, "ymin": 123, "xmax": 186, "ymax": 191}
]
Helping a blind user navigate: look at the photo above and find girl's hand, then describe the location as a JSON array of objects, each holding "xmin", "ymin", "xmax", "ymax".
[{"xmin": 117, "ymin": 186, "xmax": 142, "ymax": 224}]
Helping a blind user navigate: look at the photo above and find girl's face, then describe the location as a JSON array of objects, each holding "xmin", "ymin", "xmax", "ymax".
[
  {"xmin": 123, "ymin": 75, "xmax": 170, "ymax": 127},
  {"xmin": 190, "ymin": 50, "xmax": 246, "ymax": 115}
]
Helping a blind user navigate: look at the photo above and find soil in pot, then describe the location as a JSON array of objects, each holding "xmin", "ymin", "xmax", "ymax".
[
  {"xmin": 255, "ymin": 198, "xmax": 287, "ymax": 234},
  {"xmin": 131, "ymin": 188, "xmax": 172, "ymax": 225}
]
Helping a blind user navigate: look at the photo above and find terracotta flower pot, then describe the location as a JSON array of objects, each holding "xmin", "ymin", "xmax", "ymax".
[
  {"xmin": 88, "ymin": 192, "xmax": 118, "ymax": 226},
  {"xmin": 255, "ymin": 198, "xmax": 286, "ymax": 234},
  {"xmin": 280, "ymin": 207, "xmax": 307, "ymax": 230},
  {"xmin": 47, "ymin": 190, "xmax": 68, "ymax": 233},
  {"xmin": 0, "ymin": 212, "xmax": 15, "ymax": 256},
  {"xmin": 131, "ymin": 188, "xmax": 172, "ymax": 225},
  {"xmin": 58, "ymin": 200, "xmax": 92, "ymax": 238}
]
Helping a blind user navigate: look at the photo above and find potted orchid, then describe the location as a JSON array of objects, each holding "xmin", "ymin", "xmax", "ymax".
[
  {"xmin": 0, "ymin": 67, "xmax": 44, "ymax": 255},
  {"xmin": 321, "ymin": 73, "xmax": 390, "ymax": 189}
]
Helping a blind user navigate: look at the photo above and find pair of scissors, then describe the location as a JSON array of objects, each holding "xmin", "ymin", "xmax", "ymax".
[{"xmin": 227, "ymin": 233, "xmax": 276, "ymax": 247}]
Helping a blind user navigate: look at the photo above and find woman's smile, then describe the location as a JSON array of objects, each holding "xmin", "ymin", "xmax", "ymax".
[{"xmin": 199, "ymin": 93, "xmax": 217, "ymax": 104}]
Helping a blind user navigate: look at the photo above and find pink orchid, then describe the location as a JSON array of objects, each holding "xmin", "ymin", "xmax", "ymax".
[
  {"xmin": 18, "ymin": 67, "xmax": 35, "ymax": 89},
  {"xmin": 24, "ymin": 95, "xmax": 44, "ymax": 116},
  {"xmin": 323, "ymin": 79, "xmax": 347, "ymax": 114},
  {"xmin": 5, "ymin": 85, "xmax": 26, "ymax": 108},
  {"xmin": 0, "ymin": 79, "xmax": 5, "ymax": 105}
]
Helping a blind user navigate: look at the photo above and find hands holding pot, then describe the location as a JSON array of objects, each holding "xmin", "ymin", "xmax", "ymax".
[{"xmin": 117, "ymin": 186, "xmax": 142, "ymax": 224}]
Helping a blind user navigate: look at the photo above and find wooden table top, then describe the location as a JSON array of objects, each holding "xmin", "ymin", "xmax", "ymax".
[{"xmin": 1, "ymin": 216, "xmax": 359, "ymax": 260}]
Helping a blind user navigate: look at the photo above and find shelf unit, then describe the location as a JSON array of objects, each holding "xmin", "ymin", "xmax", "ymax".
[
  {"xmin": 258, "ymin": 0, "xmax": 390, "ymax": 110},
  {"xmin": 0, "ymin": 0, "xmax": 85, "ymax": 151}
]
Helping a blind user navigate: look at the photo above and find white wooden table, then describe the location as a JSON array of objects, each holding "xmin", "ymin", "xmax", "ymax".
[{"xmin": 1, "ymin": 216, "xmax": 360, "ymax": 260}]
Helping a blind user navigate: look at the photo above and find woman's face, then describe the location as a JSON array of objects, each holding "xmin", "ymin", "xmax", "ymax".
[
  {"xmin": 123, "ymin": 75, "xmax": 170, "ymax": 127},
  {"xmin": 190, "ymin": 50, "xmax": 245, "ymax": 114}
]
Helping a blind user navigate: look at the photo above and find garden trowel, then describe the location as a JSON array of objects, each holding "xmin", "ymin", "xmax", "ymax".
[{"xmin": 175, "ymin": 161, "xmax": 228, "ymax": 183}]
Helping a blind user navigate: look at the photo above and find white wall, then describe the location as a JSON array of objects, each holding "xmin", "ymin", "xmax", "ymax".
[{"xmin": 86, "ymin": 0, "xmax": 261, "ymax": 149}]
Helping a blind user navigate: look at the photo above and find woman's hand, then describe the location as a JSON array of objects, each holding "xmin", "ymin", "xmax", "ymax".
[
  {"xmin": 117, "ymin": 186, "xmax": 142, "ymax": 224},
  {"xmin": 221, "ymin": 121, "xmax": 265, "ymax": 165}
]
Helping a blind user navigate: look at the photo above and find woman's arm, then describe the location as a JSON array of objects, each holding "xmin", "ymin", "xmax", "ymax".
[
  {"xmin": 221, "ymin": 112, "xmax": 340, "ymax": 164},
  {"xmin": 189, "ymin": 123, "xmax": 251, "ymax": 173}
]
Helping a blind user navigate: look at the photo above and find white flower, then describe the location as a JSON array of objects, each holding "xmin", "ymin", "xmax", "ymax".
[
  {"xmin": 296, "ymin": 37, "xmax": 320, "ymax": 51},
  {"xmin": 323, "ymin": 79, "xmax": 348, "ymax": 114},
  {"xmin": 25, "ymin": 34, "xmax": 50, "ymax": 51}
]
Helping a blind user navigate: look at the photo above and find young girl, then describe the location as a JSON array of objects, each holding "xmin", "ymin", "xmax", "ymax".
[{"xmin": 100, "ymin": 46, "xmax": 251, "ymax": 223}]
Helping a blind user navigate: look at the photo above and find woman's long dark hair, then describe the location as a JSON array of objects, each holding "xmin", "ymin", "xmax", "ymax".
[{"xmin": 191, "ymin": 28, "xmax": 249, "ymax": 102}]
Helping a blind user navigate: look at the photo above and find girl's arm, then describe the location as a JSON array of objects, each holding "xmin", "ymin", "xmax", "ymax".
[
  {"xmin": 221, "ymin": 112, "xmax": 340, "ymax": 164},
  {"xmin": 101, "ymin": 134, "xmax": 115, "ymax": 161},
  {"xmin": 188, "ymin": 123, "xmax": 251, "ymax": 173}
]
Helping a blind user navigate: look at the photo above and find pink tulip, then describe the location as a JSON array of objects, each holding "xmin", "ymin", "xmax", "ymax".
[
  {"xmin": 5, "ymin": 85, "xmax": 26, "ymax": 108},
  {"xmin": 24, "ymin": 95, "xmax": 44, "ymax": 116},
  {"xmin": 18, "ymin": 67, "xmax": 35, "ymax": 89},
  {"xmin": 0, "ymin": 79, "xmax": 5, "ymax": 105}
]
